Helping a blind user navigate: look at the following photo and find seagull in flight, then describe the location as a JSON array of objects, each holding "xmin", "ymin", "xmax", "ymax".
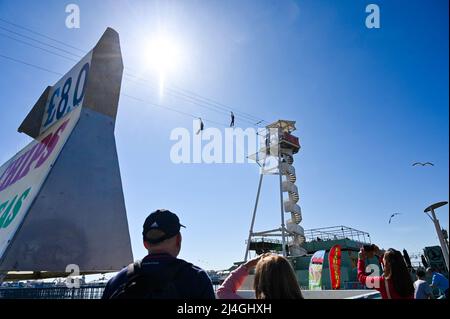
[
  {"xmin": 412, "ymin": 162, "xmax": 434, "ymax": 167},
  {"xmin": 389, "ymin": 213, "xmax": 401, "ymax": 224}
]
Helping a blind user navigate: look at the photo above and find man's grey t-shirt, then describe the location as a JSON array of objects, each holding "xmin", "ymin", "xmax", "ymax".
[{"xmin": 414, "ymin": 279, "xmax": 432, "ymax": 299}]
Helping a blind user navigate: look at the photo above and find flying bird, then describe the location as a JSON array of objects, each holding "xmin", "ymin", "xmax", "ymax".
[
  {"xmin": 412, "ymin": 162, "xmax": 434, "ymax": 167},
  {"xmin": 389, "ymin": 213, "xmax": 401, "ymax": 224}
]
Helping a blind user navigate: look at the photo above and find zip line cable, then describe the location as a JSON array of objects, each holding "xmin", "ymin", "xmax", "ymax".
[
  {"xmin": 0, "ymin": 52, "xmax": 268, "ymax": 137},
  {"xmin": 0, "ymin": 32, "xmax": 79, "ymax": 62},
  {"xmin": 0, "ymin": 53, "xmax": 63, "ymax": 76},
  {"xmin": 0, "ymin": 18, "xmax": 269, "ymax": 128},
  {"xmin": 0, "ymin": 17, "xmax": 86, "ymax": 54},
  {"xmin": 0, "ymin": 52, "xmax": 230, "ymax": 128},
  {"xmin": 127, "ymin": 74, "xmax": 267, "ymax": 125},
  {"xmin": 0, "ymin": 18, "xmax": 269, "ymax": 125},
  {"xmin": 125, "ymin": 73, "xmax": 261, "ymax": 123},
  {"xmin": 0, "ymin": 25, "xmax": 251, "ymax": 124},
  {"xmin": 0, "ymin": 25, "xmax": 83, "ymax": 59},
  {"xmin": 124, "ymin": 74, "xmax": 263, "ymax": 126},
  {"xmin": 122, "ymin": 93, "xmax": 267, "ymax": 137},
  {"xmin": 124, "ymin": 76, "xmax": 267, "ymax": 136},
  {"xmin": 170, "ymin": 84, "xmax": 268, "ymax": 124},
  {"xmin": 0, "ymin": 20, "xmax": 268, "ymax": 126},
  {"xmin": 121, "ymin": 93, "xmax": 230, "ymax": 128}
]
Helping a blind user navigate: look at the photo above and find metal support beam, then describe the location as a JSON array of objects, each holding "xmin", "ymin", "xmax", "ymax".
[
  {"xmin": 252, "ymin": 228, "xmax": 283, "ymax": 236},
  {"xmin": 244, "ymin": 172, "xmax": 264, "ymax": 262},
  {"xmin": 429, "ymin": 208, "xmax": 449, "ymax": 271}
]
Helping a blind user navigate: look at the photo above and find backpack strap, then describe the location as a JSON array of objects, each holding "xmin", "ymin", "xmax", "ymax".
[
  {"xmin": 126, "ymin": 260, "xmax": 142, "ymax": 279},
  {"xmin": 121, "ymin": 260, "xmax": 143, "ymax": 287},
  {"xmin": 107, "ymin": 261, "xmax": 143, "ymax": 299}
]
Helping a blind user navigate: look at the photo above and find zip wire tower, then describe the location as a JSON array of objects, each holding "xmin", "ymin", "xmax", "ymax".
[{"xmin": 244, "ymin": 120, "xmax": 307, "ymax": 261}]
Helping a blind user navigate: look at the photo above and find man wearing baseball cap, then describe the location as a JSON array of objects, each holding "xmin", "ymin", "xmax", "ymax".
[{"xmin": 102, "ymin": 209, "xmax": 215, "ymax": 299}]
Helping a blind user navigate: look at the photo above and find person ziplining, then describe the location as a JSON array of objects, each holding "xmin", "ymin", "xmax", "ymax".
[
  {"xmin": 196, "ymin": 117, "xmax": 204, "ymax": 135},
  {"xmin": 230, "ymin": 111, "xmax": 235, "ymax": 127}
]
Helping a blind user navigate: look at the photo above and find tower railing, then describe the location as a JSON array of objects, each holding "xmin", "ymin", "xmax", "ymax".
[{"xmin": 303, "ymin": 226, "xmax": 371, "ymax": 244}]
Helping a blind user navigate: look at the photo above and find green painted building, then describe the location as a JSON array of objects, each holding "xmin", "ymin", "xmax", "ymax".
[{"xmin": 249, "ymin": 226, "xmax": 381, "ymax": 290}]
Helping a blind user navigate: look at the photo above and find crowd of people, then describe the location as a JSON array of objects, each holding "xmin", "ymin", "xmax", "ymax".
[
  {"xmin": 357, "ymin": 244, "xmax": 448, "ymax": 299},
  {"xmin": 102, "ymin": 209, "xmax": 449, "ymax": 300}
]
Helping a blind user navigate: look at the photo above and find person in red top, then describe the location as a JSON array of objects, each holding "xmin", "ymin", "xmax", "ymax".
[{"xmin": 357, "ymin": 245, "xmax": 414, "ymax": 299}]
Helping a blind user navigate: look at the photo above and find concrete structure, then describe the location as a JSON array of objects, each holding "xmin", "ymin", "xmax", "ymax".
[{"xmin": 0, "ymin": 28, "xmax": 133, "ymax": 279}]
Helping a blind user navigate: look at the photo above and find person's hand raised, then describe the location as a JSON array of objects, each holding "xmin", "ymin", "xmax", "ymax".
[
  {"xmin": 243, "ymin": 255, "xmax": 263, "ymax": 270},
  {"xmin": 244, "ymin": 253, "xmax": 274, "ymax": 270},
  {"xmin": 358, "ymin": 248, "xmax": 366, "ymax": 260}
]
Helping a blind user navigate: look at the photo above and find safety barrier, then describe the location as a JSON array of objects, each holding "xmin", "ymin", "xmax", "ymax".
[{"xmin": 0, "ymin": 284, "xmax": 106, "ymax": 299}]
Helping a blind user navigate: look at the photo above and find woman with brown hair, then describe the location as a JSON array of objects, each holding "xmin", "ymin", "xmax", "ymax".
[
  {"xmin": 357, "ymin": 246, "xmax": 414, "ymax": 299},
  {"xmin": 217, "ymin": 254, "xmax": 303, "ymax": 299}
]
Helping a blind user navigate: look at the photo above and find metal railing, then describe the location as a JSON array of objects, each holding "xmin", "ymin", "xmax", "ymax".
[
  {"xmin": 0, "ymin": 284, "xmax": 106, "ymax": 299},
  {"xmin": 304, "ymin": 226, "xmax": 371, "ymax": 244}
]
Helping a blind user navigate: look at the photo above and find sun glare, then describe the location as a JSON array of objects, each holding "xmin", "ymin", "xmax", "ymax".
[
  {"xmin": 143, "ymin": 33, "xmax": 183, "ymax": 97},
  {"xmin": 145, "ymin": 34, "xmax": 182, "ymax": 75}
]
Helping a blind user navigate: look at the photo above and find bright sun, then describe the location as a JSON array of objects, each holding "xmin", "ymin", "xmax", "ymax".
[{"xmin": 145, "ymin": 34, "xmax": 182, "ymax": 76}]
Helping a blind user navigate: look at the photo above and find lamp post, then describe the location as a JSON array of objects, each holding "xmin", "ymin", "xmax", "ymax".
[{"xmin": 424, "ymin": 201, "xmax": 449, "ymax": 271}]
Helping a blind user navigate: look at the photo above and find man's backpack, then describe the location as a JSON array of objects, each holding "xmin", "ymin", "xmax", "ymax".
[{"xmin": 109, "ymin": 259, "xmax": 192, "ymax": 299}]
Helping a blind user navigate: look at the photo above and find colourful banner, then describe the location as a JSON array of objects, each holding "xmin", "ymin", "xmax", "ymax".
[
  {"xmin": 309, "ymin": 250, "xmax": 325, "ymax": 290},
  {"xmin": 0, "ymin": 108, "xmax": 81, "ymax": 259},
  {"xmin": 329, "ymin": 245, "xmax": 342, "ymax": 290}
]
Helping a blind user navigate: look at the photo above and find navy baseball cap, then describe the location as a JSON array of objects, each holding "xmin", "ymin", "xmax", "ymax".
[{"xmin": 143, "ymin": 209, "xmax": 185, "ymax": 244}]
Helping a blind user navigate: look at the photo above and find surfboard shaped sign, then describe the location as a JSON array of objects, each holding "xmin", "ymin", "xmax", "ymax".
[
  {"xmin": 0, "ymin": 50, "xmax": 91, "ymax": 261},
  {"xmin": 0, "ymin": 28, "xmax": 133, "ymax": 273}
]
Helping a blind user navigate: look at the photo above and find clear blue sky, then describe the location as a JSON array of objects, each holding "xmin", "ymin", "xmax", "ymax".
[{"xmin": 0, "ymin": 0, "xmax": 448, "ymax": 271}]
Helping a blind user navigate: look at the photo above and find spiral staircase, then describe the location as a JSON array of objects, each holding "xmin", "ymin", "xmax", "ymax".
[{"xmin": 280, "ymin": 149, "xmax": 307, "ymax": 256}]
